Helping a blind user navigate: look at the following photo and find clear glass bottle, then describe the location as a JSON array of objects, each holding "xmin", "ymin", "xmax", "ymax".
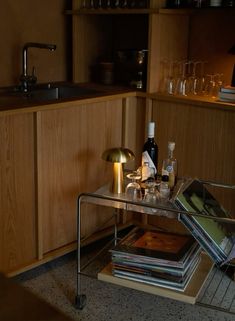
[
  {"xmin": 162, "ymin": 141, "xmax": 177, "ymax": 190},
  {"xmin": 159, "ymin": 174, "xmax": 170, "ymax": 199},
  {"xmin": 141, "ymin": 161, "xmax": 155, "ymax": 182}
]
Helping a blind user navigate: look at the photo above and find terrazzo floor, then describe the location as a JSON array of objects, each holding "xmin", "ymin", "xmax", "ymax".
[{"xmin": 14, "ymin": 242, "xmax": 235, "ymax": 321}]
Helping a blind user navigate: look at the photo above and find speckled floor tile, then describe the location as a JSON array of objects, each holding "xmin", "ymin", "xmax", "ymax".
[{"xmin": 14, "ymin": 250, "xmax": 235, "ymax": 321}]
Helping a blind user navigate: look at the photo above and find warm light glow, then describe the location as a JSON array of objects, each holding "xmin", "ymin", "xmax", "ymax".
[
  {"xmin": 101, "ymin": 147, "xmax": 134, "ymax": 194},
  {"xmin": 112, "ymin": 162, "xmax": 124, "ymax": 194}
]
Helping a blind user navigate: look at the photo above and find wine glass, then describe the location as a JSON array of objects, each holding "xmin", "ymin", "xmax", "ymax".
[
  {"xmin": 193, "ymin": 61, "xmax": 207, "ymax": 95},
  {"xmin": 143, "ymin": 182, "xmax": 159, "ymax": 203},
  {"xmin": 204, "ymin": 74, "xmax": 221, "ymax": 98},
  {"xmin": 165, "ymin": 60, "xmax": 177, "ymax": 95},
  {"xmin": 175, "ymin": 61, "xmax": 191, "ymax": 96},
  {"xmin": 125, "ymin": 171, "xmax": 142, "ymax": 201}
]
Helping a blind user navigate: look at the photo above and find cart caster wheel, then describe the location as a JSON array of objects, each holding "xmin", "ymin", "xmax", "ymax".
[{"xmin": 75, "ymin": 294, "xmax": 87, "ymax": 309}]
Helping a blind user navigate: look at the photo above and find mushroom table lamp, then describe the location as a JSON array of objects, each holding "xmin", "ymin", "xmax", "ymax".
[{"xmin": 102, "ymin": 147, "xmax": 135, "ymax": 194}]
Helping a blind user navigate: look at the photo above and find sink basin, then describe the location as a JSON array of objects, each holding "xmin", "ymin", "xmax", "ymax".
[{"xmin": 0, "ymin": 83, "xmax": 100, "ymax": 104}]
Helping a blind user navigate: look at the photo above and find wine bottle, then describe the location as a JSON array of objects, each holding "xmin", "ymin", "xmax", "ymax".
[
  {"xmin": 142, "ymin": 122, "xmax": 158, "ymax": 176},
  {"xmin": 162, "ymin": 141, "xmax": 177, "ymax": 189}
]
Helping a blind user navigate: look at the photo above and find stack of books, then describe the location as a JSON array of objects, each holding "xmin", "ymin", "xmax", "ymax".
[
  {"xmin": 218, "ymin": 86, "xmax": 235, "ymax": 103},
  {"xmin": 110, "ymin": 227, "xmax": 201, "ymax": 292},
  {"xmin": 174, "ymin": 179, "xmax": 235, "ymax": 266}
]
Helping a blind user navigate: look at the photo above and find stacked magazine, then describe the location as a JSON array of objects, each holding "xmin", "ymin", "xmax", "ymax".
[
  {"xmin": 218, "ymin": 86, "xmax": 235, "ymax": 103},
  {"xmin": 174, "ymin": 179, "xmax": 235, "ymax": 266},
  {"xmin": 110, "ymin": 227, "xmax": 201, "ymax": 292}
]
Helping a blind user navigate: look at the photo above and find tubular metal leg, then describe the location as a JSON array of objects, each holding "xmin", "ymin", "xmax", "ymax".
[
  {"xmin": 114, "ymin": 208, "xmax": 118, "ymax": 246},
  {"xmin": 75, "ymin": 195, "xmax": 86, "ymax": 309}
]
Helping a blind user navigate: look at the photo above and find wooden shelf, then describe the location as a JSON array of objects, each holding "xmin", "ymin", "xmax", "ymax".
[
  {"xmin": 98, "ymin": 253, "xmax": 214, "ymax": 305},
  {"xmin": 66, "ymin": 7, "xmax": 234, "ymax": 16},
  {"xmin": 65, "ymin": 9, "xmax": 158, "ymax": 15},
  {"xmin": 147, "ymin": 92, "xmax": 235, "ymax": 112}
]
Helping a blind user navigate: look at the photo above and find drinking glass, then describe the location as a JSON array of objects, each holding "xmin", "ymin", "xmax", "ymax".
[
  {"xmin": 204, "ymin": 72, "xmax": 223, "ymax": 98},
  {"xmin": 117, "ymin": 0, "xmax": 127, "ymax": 7},
  {"xmin": 81, "ymin": 0, "xmax": 89, "ymax": 8},
  {"xmin": 111, "ymin": 0, "xmax": 119, "ymax": 7},
  {"xmin": 125, "ymin": 171, "xmax": 142, "ymax": 201},
  {"xmin": 175, "ymin": 61, "xmax": 191, "ymax": 96},
  {"xmin": 143, "ymin": 183, "xmax": 159, "ymax": 203},
  {"xmin": 194, "ymin": 61, "xmax": 207, "ymax": 95},
  {"xmin": 165, "ymin": 61, "xmax": 177, "ymax": 95}
]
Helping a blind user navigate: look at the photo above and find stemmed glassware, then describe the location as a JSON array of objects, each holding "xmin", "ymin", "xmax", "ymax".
[
  {"xmin": 143, "ymin": 181, "xmax": 159, "ymax": 203},
  {"xmin": 204, "ymin": 73, "xmax": 223, "ymax": 98},
  {"xmin": 125, "ymin": 171, "xmax": 142, "ymax": 201},
  {"xmin": 160, "ymin": 59, "xmax": 213, "ymax": 97},
  {"xmin": 165, "ymin": 60, "xmax": 177, "ymax": 95},
  {"xmin": 175, "ymin": 61, "xmax": 191, "ymax": 96},
  {"xmin": 193, "ymin": 61, "xmax": 207, "ymax": 95}
]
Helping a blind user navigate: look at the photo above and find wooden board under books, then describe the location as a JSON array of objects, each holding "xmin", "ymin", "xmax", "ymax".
[{"xmin": 98, "ymin": 253, "xmax": 214, "ymax": 305}]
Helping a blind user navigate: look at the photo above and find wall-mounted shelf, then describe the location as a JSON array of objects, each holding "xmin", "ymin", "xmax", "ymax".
[
  {"xmin": 148, "ymin": 92, "xmax": 235, "ymax": 112},
  {"xmin": 65, "ymin": 9, "xmax": 157, "ymax": 15},
  {"xmin": 66, "ymin": 7, "xmax": 234, "ymax": 16}
]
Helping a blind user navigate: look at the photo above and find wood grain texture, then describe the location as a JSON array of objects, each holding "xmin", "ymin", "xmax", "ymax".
[
  {"xmin": 147, "ymin": 13, "xmax": 189, "ymax": 92},
  {"xmin": 73, "ymin": 14, "xmax": 113, "ymax": 82},
  {"xmin": 188, "ymin": 9, "xmax": 235, "ymax": 86},
  {"xmin": 0, "ymin": 114, "xmax": 37, "ymax": 273},
  {"xmin": 122, "ymin": 96, "xmax": 146, "ymax": 170},
  {"xmin": 152, "ymin": 99, "xmax": 235, "ymax": 216},
  {"xmin": 37, "ymin": 99, "xmax": 124, "ymax": 253}
]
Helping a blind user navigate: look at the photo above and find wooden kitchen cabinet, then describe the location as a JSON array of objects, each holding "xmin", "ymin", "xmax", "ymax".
[
  {"xmin": 36, "ymin": 99, "xmax": 125, "ymax": 254},
  {"xmin": 0, "ymin": 113, "xmax": 37, "ymax": 273},
  {"xmin": 0, "ymin": 93, "xmax": 145, "ymax": 275}
]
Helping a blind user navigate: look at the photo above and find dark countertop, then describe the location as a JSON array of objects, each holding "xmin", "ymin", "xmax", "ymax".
[
  {"xmin": 0, "ymin": 273, "xmax": 73, "ymax": 321},
  {"xmin": 0, "ymin": 82, "xmax": 137, "ymax": 114}
]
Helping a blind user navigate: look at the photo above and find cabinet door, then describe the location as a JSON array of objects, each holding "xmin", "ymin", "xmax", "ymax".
[
  {"xmin": 0, "ymin": 114, "xmax": 37, "ymax": 273},
  {"xmin": 37, "ymin": 99, "xmax": 123, "ymax": 254}
]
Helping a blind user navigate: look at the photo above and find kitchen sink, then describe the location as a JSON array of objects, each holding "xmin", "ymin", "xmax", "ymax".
[{"xmin": 0, "ymin": 83, "xmax": 100, "ymax": 104}]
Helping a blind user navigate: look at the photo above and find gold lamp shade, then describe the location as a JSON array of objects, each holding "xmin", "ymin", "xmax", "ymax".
[{"xmin": 102, "ymin": 147, "xmax": 135, "ymax": 194}]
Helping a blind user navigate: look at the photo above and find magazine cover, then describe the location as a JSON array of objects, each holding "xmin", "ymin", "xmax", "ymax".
[
  {"xmin": 112, "ymin": 243, "xmax": 201, "ymax": 283},
  {"xmin": 110, "ymin": 227, "xmax": 196, "ymax": 264},
  {"xmin": 111, "ymin": 241, "xmax": 201, "ymax": 276},
  {"xmin": 175, "ymin": 179, "xmax": 235, "ymax": 265}
]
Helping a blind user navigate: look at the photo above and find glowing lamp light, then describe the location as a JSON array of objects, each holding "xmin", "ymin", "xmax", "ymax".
[{"xmin": 102, "ymin": 147, "xmax": 135, "ymax": 194}]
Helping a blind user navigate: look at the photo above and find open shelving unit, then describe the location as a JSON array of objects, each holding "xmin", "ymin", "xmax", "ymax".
[
  {"xmin": 75, "ymin": 181, "xmax": 235, "ymax": 316},
  {"xmin": 70, "ymin": 0, "xmax": 235, "ymax": 96}
]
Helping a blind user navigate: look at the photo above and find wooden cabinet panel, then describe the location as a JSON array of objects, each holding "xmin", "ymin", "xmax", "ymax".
[
  {"xmin": 123, "ymin": 96, "xmax": 146, "ymax": 170},
  {"xmin": 37, "ymin": 100, "xmax": 123, "ymax": 254},
  {"xmin": 0, "ymin": 114, "xmax": 37, "ymax": 273},
  {"xmin": 152, "ymin": 99, "xmax": 235, "ymax": 216}
]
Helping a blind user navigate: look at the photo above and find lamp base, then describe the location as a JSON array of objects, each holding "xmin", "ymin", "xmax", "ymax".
[{"xmin": 111, "ymin": 162, "xmax": 124, "ymax": 194}]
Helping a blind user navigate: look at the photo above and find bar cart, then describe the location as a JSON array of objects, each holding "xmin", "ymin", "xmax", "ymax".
[{"xmin": 75, "ymin": 178, "xmax": 235, "ymax": 316}]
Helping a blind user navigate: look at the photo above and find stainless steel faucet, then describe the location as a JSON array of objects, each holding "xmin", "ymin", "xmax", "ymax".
[{"xmin": 20, "ymin": 42, "xmax": 56, "ymax": 92}]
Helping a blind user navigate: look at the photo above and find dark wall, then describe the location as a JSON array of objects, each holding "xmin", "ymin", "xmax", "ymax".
[{"xmin": 0, "ymin": 0, "xmax": 72, "ymax": 87}]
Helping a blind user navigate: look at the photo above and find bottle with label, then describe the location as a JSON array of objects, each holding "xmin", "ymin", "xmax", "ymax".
[
  {"xmin": 142, "ymin": 122, "xmax": 158, "ymax": 177},
  {"xmin": 162, "ymin": 141, "xmax": 177, "ymax": 189}
]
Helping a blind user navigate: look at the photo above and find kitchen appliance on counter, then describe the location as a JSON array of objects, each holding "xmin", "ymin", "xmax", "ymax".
[{"xmin": 114, "ymin": 49, "xmax": 148, "ymax": 90}]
